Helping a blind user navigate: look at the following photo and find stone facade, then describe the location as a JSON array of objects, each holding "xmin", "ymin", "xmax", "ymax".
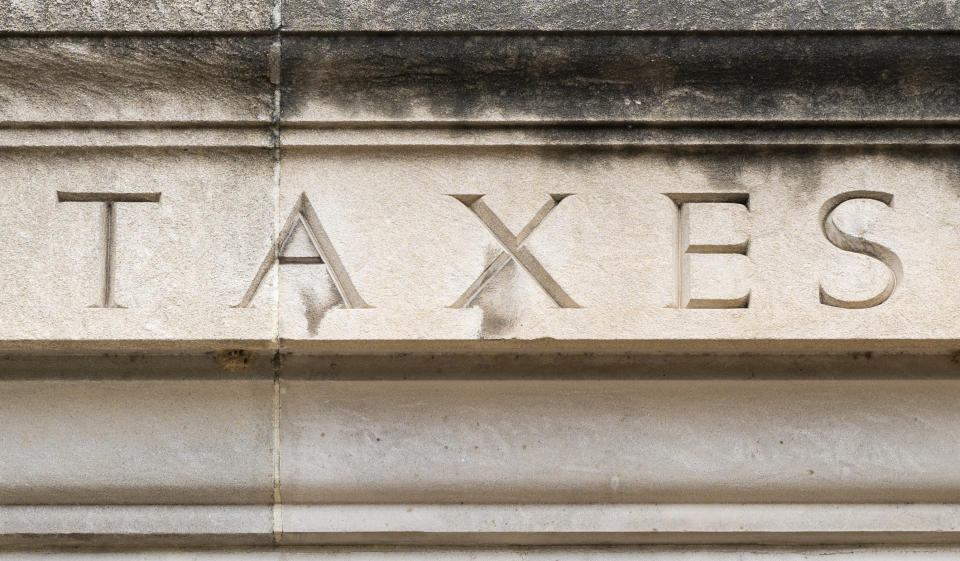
[{"xmin": 1, "ymin": 1, "xmax": 960, "ymax": 559}]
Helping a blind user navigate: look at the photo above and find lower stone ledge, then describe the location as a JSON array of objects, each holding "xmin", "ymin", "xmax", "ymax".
[
  {"xmin": 0, "ymin": 506, "xmax": 273, "ymax": 547},
  {"xmin": 5, "ymin": 504, "xmax": 960, "ymax": 547},
  {"xmin": 278, "ymin": 504, "xmax": 960, "ymax": 546},
  {"xmin": 0, "ymin": 547, "xmax": 959, "ymax": 560}
]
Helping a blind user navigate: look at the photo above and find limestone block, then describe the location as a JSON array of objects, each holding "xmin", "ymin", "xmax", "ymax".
[
  {"xmin": 0, "ymin": 148, "xmax": 276, "ymax": 349},
  {"xmin": 283, "ymin": 0, "xmax": 960, "ymax": 31},
  {"xmin": 0, "ymin": 379, "xmax": 274, "ymax": 504},
  {"xmin": 0, "ymin": 505, "xmax": 272, "ymax": 546},
  {"xmin": 276, "ymin": 146, "xmax": 960, "ymax": 348},
  {"xmin": 279, "ymin": 379, "xmax": 960, "ymax": 504},
  {"xmin": 0, "ymin": 1, "xmax": 273, "ymax": 32},
  {"xmin": 0, "ymin": 37, "xmax": 274, "ymax": 124}
]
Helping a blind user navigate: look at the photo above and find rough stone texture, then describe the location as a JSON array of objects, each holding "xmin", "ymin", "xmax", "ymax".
[
  {"xmin": 0, "ymin": 1, "xmax": 273, "ymax": 32},
  {"xmin": 2, "ymin": 0, "xmax": 959, "ymax": 32},
  {"xmin": 4, "ymin": 0, "xmax": 957, "ymax": 33},
  {"xmin": 283, "ymin": 0, "xmax": 960, "ymax": 31},
  {"xmin": 0, "ymin": 37, "xmax": 273, "ymax": 124}
]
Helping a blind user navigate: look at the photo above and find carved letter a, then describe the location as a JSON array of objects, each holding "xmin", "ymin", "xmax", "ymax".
[{"xmin": 235, "ymin": 193, "xmax": 371, "ymax": 308}]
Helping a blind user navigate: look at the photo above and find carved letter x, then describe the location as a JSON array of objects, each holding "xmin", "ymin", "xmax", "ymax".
[{"xmin": 449, "ymin": 194, "xmax": 580, "ymax": 309}]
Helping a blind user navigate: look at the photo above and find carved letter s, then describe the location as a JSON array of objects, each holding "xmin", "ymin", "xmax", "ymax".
[{"xmin": 819, "ymin": 191, "xmax": 903, "ymax": 309}]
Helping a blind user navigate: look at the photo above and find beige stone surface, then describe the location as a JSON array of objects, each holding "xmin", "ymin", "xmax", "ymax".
[
  {"xmin": 281, "ymin": 504, "xmax": 960, "ymax": 545},
  {"xmin": 0, "ymin": 379, "xmax": 274, "ymax": 504},
  {"xmin": 277, "ymin": 147, "xmax": 960, "ymax": 348},
  {"xmin": 8, "ymin": 144, "xmax": 958, "ymax": 350},
  {"xmin": 0, "ymin": 505, "xmax": 271, "ymax": 546},
  {"xmin": 0, "ymin": 148, "xmax": 276, "ymax": 349},
  {"xmin": 4, "ymin": 4, "xmax": 960, "ymax": 556},
  {"xmin": 4, "ymin": 353, "xmax": 960, "ymax": 547},
  {"xmin": 0, "ymin": 1, "xmax": 273, "ymax": 31},
  {"xmin": 279, "ymin": 379, "xmax": 960, "ymax": 504}
]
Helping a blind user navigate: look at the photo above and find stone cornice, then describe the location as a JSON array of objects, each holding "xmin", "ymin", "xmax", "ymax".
[{"xmin": 2, "ymin": 0, "xmax": 959, "ymax": 32}]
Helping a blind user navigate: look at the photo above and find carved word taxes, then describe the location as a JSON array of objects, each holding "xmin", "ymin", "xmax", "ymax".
[
  {"xmin": 818, "ymin": 191, "xmax": 902, "ymax": 309},
  {"xmin": 57, "ymin": 191, "xmax": 161, "ymax": 308},
  {"xmin": 237, "ymin": 192, "xmax": 371, "ymax": 309},
  {"xmin": 57, "ymin": 190, "xmax": 902, "ymax": 311},
  {"xmin": 666, "ymin": 192, "xmax": 751, "ymax": 309},
  {"xmin": 449, "ymin": 194, "xmax": 580, "ymax": 309}
]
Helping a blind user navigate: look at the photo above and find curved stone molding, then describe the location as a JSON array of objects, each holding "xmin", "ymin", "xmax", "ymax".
[{"xmin": 279, "ymin": 379, "xmax": 960, "ymax": 504}]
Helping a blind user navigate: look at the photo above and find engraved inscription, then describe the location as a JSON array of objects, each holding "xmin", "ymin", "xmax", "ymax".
[
  {"xmin": 46, "ymin": 187, "xmax": 915, "ymax": 316},
  {"xmin": 57, "ymin": 191, "xmax": 161, "ymax": 308},
  {"xmin": 449, "ymin": 194, "xmax": 580, "ymax": 309},
  {"xmin": 665, "ymin": 193, "xmax": 750, "ymax": 309},
  {"xmin": 819, "ymin": 191, "xmax": 903, "ymax": 309},
  {"xmin": 236, "ymin": 192, "xmax": 371, "ymax": 308}
]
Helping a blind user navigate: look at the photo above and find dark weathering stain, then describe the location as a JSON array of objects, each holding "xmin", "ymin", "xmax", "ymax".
[
  {"xmin": 280, "ymin": 34, "xmax": 960, "ymax": 122},
  {"xmin": 298, "ymin": 272, "xmax": 344, "ymax": 336},
  {"xmin": 476, "ymin": 245, "xmax": 520, "ymax": 338},
  {"xmin": 478, "ymin": 283, "xmax": 516, "ymax": 339}
]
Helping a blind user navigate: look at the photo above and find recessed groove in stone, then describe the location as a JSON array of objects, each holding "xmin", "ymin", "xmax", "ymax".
[
  {"xmin": 279, "ymin": 124, "xmax": 960, "ymax": 147},
  {"xmin": 273, "ymin": 352, "xmax": 960, "ymax": 380},
  {"xmin": 8, "ymin": 351, "xmax": 960, "ymax": 380},
  {"xmin": 14, "ymin": 123, "xmax": 960, "ymax": 148},
  {"xmin": 278, "ymin": 256, "xmax": 325, "ymax": 264},
  {"xmin": 0, "ymin": 126, "xmax": 272, "ymax": 148},
  {"xmin": 56, "ymin": 192, "xmax": 161, "ymax": 203}
]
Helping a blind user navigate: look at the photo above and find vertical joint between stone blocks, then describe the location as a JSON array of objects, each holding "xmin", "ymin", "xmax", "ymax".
[{"xmin": 270, "ymin": 0, "xmax": 284, "ymax": 545}]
